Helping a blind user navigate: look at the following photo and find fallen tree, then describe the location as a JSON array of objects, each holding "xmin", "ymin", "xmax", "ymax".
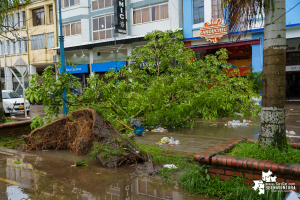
[{"xmin": 22, "ymin": 108, "xmax": 147, "ymax": 168}]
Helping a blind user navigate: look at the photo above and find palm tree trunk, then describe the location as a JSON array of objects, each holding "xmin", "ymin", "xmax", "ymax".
[{"xmin": 259, "ymin": 0, "xmax": 287, "ymax": 150}]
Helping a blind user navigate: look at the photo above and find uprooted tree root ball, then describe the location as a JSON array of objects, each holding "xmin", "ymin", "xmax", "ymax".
[{"xmin": 22, "ymin": 108, "xmax": 148, "ymax": 168}]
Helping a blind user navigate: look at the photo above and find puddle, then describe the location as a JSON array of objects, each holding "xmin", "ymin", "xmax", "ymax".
[
  {"xmin": 135, "ymin": 116, "xmax": 261, "ymax": 154},
  {"xmin": 0, "ymin": 152, "xmax": 209, "ymax": 200}
]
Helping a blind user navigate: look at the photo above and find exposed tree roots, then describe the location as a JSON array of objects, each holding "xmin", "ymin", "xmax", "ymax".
[{"xmin": 23, "ymin": 108, "xmax": 147, "ymax": 168}]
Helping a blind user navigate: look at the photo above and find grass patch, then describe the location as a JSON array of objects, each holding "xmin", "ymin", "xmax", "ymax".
[
  {"xmin": 135, "ymin": 142, "xmax": 287, "ymax": 199},
  {"xmin": 0, "ymin": 119, "xmax": 18, "ymax": 124},
  {"xmin": 0, "ymin": 136, "xmax": 26, "ymax": 149},
  {"xmin": 225, "ymin": 141, "xmax": 300, "ymax": 164}
]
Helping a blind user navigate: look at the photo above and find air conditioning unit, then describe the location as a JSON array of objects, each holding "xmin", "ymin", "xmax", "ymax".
[{"xmin": 53, "ymin": 55, "xmax": 60, "ymax": 63}]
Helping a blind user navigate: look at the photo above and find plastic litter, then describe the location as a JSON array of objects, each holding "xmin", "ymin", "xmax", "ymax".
[
  {"xmin": 286, "ymin": 130, "xmax": 296, "ymax": 135},
  {"xmin": 151, "ymin": 126, "xmax": 168, "ymax": 132},
  {"xmin": 164, "ymin": 164, "xmax": 177, "ymax": 169},
  {"xmin": 157, "ymin": 137, "xmax": 180, "ymax": 145},
  {"xmin": 226, "ymin": 119, "xmax": 253, "ymax": 127}
]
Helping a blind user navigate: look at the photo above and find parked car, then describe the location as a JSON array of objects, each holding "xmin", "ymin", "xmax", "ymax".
[{"xmin": 2, "ymin": 90, "xmax": 31, "ymax": 115}]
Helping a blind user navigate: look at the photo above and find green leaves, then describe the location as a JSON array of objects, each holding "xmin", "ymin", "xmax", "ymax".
[{"xmin": 30, "ymin": 116, "xmax": 44, "ymax": 129}]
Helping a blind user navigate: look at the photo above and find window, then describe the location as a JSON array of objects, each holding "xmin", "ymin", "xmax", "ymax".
[
  {"xmin": 62, "ymin": 21, "xmax": 81, "ymax": 36},
  {"xmin": 49, "ymin": 5, "xmax": 53, "ymax": 24},
  {"xmin": 92, "ymin": 14, "xmax": 113, "ymax": 41},
  {"xmin": 22, "ymin": 11, "xmax": 26, "ymax": 27},
  {"xmin": 286, "ymin": 52, "xmax": 300, "ymax": 66},
  {"xmin": 17, "ymin": 13, "xmax": 20, "ymax": 27},
  {"xmin": 47, "ymin": 32, "xmax": 54, "ymax": 48},
  {"xmin": 21, "ymin": 37, "xmax": 27, "ymax": 53},
  {"xmin": 193, "ymin": 0, "xmax": 204, "ymax": 24},
  {"xmin": 31, "ymin": 34, "xmax": 46, "ymax": 50},
  {"xmin": 5, "ymin": 40, "xmax": 9, "ymax": 54},
  {"xmin": 92, "ymin": 0, "xmax": 112, "ymax": 11},
  {"xmin": 133, "ymin": 3, "xmax": 169, "ymax": 24},
  {"xmin": 61, "ymin": 0, "xmax": 80, "ymax": 9},
  {"xmin": 32, "ymin": 8, "xmax": 45, "ymax": 26},
  {"xmin": 212, "ymin": 0, "xmax": 223, "ymax": 20},
  {"xmin": 0, "ymin": 42, "xmax": 4, "ymax": 55}
]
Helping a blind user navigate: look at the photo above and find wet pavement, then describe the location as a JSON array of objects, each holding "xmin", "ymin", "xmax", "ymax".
[{"xmin": 0, "ymin": 148, "xmax": 209, "ymax": 200}]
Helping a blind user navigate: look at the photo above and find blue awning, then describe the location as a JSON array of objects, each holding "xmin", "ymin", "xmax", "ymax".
[
  {"xmin": 59, "ymin": 64, "xmax": 89, "ymax": 74},
  {"xmin": 91, "ymin": 61, "xmax": 126, "ymax": 72}
]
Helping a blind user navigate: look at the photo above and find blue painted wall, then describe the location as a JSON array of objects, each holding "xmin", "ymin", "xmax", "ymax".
[
  {"xmin": 252, "ymin": 33, "xmax": 264, "ymax": 73},
  {"xmin": 183, "ymin": 0, "xmax": 193, "ymax": 38},
  {"xmin": 286, "ymin": 0, "xmax": 300, "ymax": 25}
]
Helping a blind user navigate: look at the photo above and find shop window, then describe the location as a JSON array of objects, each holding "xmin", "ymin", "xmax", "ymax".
[
  {"xmin": 193, "ymin": 0, "xmax": 204, "ymax": 24},
  {"xmin": 133, "ymin": 3, "xmax": 169, "ymax": 24},
  {"xmin": 32, "ymin": 7, "xmax": 45, "ymax": 26},
  {"xmin": 61, "ymin": 0, "xmax": 80, "ymax": 9},
  {"xmin": 92, "ymin": 0, "xmax": 113, "ymax": 11},
  {"xmin": 49, "ymin": 5, "xmax": 53, "ymax": 24},
  {"xmin": 31, "ymin": 34, "xmax": 46, "ymax": 50},
  {"xmin": 286, "ymin": 52, "xmax": 300, "ymax": 66},
  {"xmin": 212, "ymin": 0, "xmax": 223, "ymax": 20},
  {"xmin": 62, "ymin": 21, "xmax": 81, "ymax": 36},
  {"xmin": 92, "ymin": 14, "xmax": 114, "ymax": 41}
]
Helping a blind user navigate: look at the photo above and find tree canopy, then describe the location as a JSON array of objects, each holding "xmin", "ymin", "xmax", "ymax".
[{"xmin": 25, "ymin": 30, "xmax": 260, "ymax": 130}]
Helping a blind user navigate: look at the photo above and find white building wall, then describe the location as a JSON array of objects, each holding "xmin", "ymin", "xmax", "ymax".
[{"xmin": 131, "ymin": 0, "xmax": 180, "ymax": 36}]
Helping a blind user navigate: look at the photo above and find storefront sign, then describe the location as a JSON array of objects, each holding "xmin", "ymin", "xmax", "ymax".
[
  {"xmin": 91, "ymin": 61, "xmax": 126, "ymax": 72},
  {"xmin": 286, "ymin": 65, "xmax": 300, "ymax": 72},
  {"xmin": 286, "ymin": 38, "xmax": 300, "ymax": 52},
  {"xmin": 114, "ymin": 0, "xmax": 126, "ymax": 34},
  {"xmin": 62, "ymin": 64, "xmax": 89, "ymax": 74},
  {"xmin": 199, "ymin": 18, "xmax": 228, "ymax": 44}
]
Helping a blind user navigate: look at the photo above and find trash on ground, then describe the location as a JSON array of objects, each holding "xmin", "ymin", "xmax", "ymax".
[
  {"xmin": 129, "ymin": 118, "xmax": 142, "ymax": 127},
  {"xmin": 157, "ymin": 137, "xmax": 180, "ymax": 145},
  {"xmin": 285, "ymin": 191, "xmax": 300, "ymax": 200},
  {"xmin": 234, "ymin": 112, "xmax": 244, "ymax": 117},
  {"xmin": 151, "ymin": 126, "xmax": 168, "ymax": 132},
  {"xmin": 163, "ymin": 164, "xmax": 177, "ymax": 169},
  {"xmin": 133, "ymin": 126, "xmax": 145, "ymax": 136},
  {"xmin": 209, "ymin": 124, "xmax": 217, "ymax": 126},
  {"xmin": 290, "ymin": 109, "xmax": 294, "ymax": 110},
  {"xmin": 225, "ymin": 120, "xmax": 253, "ymax": 127},
  {"xmin": 71, "ymin": 160, "xmax": 88, "ymax": 167},
  {"xmin": 286, "ymin": 130, "xmax": 296, "ymax": 135}
]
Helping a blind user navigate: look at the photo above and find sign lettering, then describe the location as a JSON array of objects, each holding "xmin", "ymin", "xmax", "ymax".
[
  {"xmin": 199, "ymin": 18, "xmax": 228, "ymax": 44},
  {"xmin": 114, "ymin": 0, "xmax": 126, "ymax": 34}
]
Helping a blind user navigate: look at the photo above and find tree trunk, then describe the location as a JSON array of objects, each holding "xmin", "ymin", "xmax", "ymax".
[
  {"xmin": 0, "ymin": 68, "xmax": 5, "ymax": 124},
  {"xmin": 259, "ymin": 0, "xmax": 287, "ymax": 151}
]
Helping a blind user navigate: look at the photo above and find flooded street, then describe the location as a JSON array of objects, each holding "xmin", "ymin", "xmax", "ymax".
[{"xmin": 0, "ymin": 149, "xmax": 208, "ymax": 200}]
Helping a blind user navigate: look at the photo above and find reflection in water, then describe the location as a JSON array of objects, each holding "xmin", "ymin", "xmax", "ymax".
[{"xmin": 0, "ymin": 155, "xmax": 203, "ymax": 200}]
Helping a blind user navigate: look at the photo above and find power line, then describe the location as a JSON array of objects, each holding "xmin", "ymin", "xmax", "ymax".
[{"xmin": 273, "ymin": 1, "xmax": 300, "ymax": 23}]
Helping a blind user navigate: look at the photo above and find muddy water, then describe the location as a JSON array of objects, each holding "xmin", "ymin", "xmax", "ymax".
[
  {"xmin": 0, "ymin": 151, "xmax": 209, "ymax": 200},
  {"xmin": 135, "ymin": 116, "xmax": 261, "ymax": 154}
]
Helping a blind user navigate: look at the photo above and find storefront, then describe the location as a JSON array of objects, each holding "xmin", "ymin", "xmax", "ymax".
[
  {"xmin": 61, "ymin": 64, "xmax": 89, "ymax": 93},
  {"xmin": 286, "ymin": 38, "xmax": 300, "ymax": 99}
]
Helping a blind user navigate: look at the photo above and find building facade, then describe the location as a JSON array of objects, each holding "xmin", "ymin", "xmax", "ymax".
[
  {"xmin": 53, "ymin": 0, "xmax": 182, "ymax": 92},
  {"xmin": 183, "ymin": 0, "xmax": 300, "ymax": 99},
  {"xmin": 0, "ymin": 0, "xmax": 58, "ymax": 95}
]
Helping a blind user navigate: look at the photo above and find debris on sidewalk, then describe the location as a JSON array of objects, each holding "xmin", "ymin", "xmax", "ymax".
[
  {"xmin": 225, "ymin": 119, "xmax": 253, "ymax": 127},
  {"xmin": 151, "ymin": 126, "xmax": 168, "ymax": 132},
  {"xmin": 156, "ymin": 137, "xmax": 180, "ymax": 145}
]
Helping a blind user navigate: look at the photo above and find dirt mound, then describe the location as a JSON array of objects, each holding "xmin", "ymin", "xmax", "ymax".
[{"xmin": 23, "ymin": 108, "xmax": 147, "ymax": 168}]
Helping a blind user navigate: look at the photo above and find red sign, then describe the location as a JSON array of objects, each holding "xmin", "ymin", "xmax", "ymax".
[{"xmin": 200, "ymin": 18, "xmax": 228, "ymax": 44}]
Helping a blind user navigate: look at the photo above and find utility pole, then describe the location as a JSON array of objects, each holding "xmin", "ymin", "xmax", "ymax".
[
  {"xmin": 58, "ymin": 0, "xmax": 67, "ymax": 115},
  {"xmin": 0, "ymin": 68, "xmax": 4, "ymax": 123}
]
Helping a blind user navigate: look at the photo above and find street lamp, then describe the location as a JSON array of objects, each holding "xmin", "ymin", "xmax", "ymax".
[
  {"xmin": 112, "ymin": 22, "xmax": 118, "ymax": 73},
  {"xmin": 58, "ymin": 0, "xmax": 67, "ymax": 115}
]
